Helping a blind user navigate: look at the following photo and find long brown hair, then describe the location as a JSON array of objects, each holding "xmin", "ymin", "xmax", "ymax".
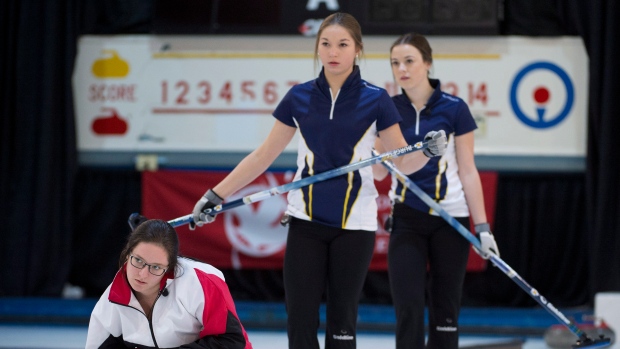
[
  {"xmin": 313, "ymin": 12, "xmax": 364, "ymax": 71},
  {"xmin": 119, "ymin": 219, "xmax": 179, "ymax": 275},
  {"xmin": 390, "ymin": 32, "xmax": 433, "ymax": 65}
]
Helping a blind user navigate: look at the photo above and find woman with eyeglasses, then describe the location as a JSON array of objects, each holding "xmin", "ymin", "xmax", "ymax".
[{"xmin": 85, "ymin": 219, "xmax": 252, "ymax": 349}]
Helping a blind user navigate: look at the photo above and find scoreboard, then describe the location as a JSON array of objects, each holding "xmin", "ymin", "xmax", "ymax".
[{"xmin": 153, "ymin": 0, "xmax": 500, "ymax": 36}]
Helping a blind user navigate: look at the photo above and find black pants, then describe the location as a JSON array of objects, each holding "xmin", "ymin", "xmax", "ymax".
[
  {"xmin": 388, "ymin": 204, "xmax": 471, "ymax": 349},
  {"xmin": 284, "ymin": 217, "xmax": 376, "ymax": 349}
]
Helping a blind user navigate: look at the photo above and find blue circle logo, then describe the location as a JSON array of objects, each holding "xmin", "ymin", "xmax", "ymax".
[{"xmin": 510, "ymin": 62, "xmax": 574, "ymax": 129}]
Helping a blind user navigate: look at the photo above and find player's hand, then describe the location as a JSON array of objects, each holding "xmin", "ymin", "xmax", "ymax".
[
  {"xmin": 128, "ymin": 213, "xmax": 148, "ymax": 231},
  {"xmin": 472, "ymin": 223, "xmax": 500, "ymax": 259},
  {"xmin": 190, "ymin": 189, "xmax": 223, "ymax": 230},
  {"xmin": 422, "ymin": 130, "xmax": 447, "ymax": 158}
]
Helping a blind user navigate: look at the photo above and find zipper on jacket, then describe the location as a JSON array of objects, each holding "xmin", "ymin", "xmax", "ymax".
[
  {"xmin": 411, "ymin": 103, "xmax": 426, "ymax": 136},
  {"xmin": 111, "ymin": 291, "xmax": 164, "ymax": 348},
  {"xmin": 329, "ymin": 88, "xmax": 341, "ymax": 120},
  {"xmin": 146, "ymin": 292, "xmax": 164, "ymax": 348}
]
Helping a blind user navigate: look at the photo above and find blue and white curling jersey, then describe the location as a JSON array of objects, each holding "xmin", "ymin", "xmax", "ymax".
[
  {"xmin": 390, "ymin": 79, "xmax": 477, "ymax": 217},
  {"xmin": 273, "ymin": 66, "xmax": 401, "ymax": 231}
]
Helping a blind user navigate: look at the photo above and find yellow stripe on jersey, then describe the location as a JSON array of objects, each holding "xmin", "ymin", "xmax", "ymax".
[{"xmin": 342, "ymin": 125, "xmax": 374, "ymax": 228}]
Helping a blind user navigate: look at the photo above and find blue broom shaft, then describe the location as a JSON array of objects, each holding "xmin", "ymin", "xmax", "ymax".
[
  {"xmin": 380, "ymin": 158, "xmax": 591, "ymax": 340},
  {"xmin": 168, "ymin": 141, "xmax": 427, "ymax": 228}
]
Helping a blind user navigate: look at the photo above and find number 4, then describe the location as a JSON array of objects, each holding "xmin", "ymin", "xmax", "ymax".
[{"xmin": 219, "ymin": 81, "xmax": 232, "ymax": 104}]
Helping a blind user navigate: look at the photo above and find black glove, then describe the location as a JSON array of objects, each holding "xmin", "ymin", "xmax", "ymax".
[
  {"xmin": 422, "ymin": 130, "xmax": 447, "ymax": 158},
  {"xmin": 190, "ymin": 189, "xmax": 223, "ymax": 230},
  {"xmin": 128, "ymin": 213, "xmax": 148, "ymax": 231},
  {"xmin": 472, "ymin": 223, "xmax": 500, "ymax": 259},
  {"xmin": 280, "ymin": 213, "xmax": 292, "ymax": 227}
]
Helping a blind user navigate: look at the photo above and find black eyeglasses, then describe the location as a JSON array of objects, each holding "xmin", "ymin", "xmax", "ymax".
[{"xmin": 129, "ymin": 255, "xmax": 168, "ymax": 276}]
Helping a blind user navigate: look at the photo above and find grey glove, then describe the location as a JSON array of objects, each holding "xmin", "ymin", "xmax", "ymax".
[
  {"xmin": 472, "ymin": 223, "xmax": 500, "ymax": 259},
  {"xmin": 190, "ymin": 189, "xmax": 223, "ymax": 230},
  {"xmin": 422, "ymin": 130, "xmax": 447, "ymax": 158}
]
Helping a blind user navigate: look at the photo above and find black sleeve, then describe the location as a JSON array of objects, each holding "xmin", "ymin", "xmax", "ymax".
[
  {"xmin": 98, "ymin": 334, "xmax": 127, "ymax": 348},
  {"xmin": 180, "ymin": 311, "xmax": 247, "ymax": 349}
]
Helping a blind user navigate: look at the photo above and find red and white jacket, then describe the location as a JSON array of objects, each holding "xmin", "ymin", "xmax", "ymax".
[{"xmin": 86, "ymin": 257, "xmax": 252, "ymax": 349}]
